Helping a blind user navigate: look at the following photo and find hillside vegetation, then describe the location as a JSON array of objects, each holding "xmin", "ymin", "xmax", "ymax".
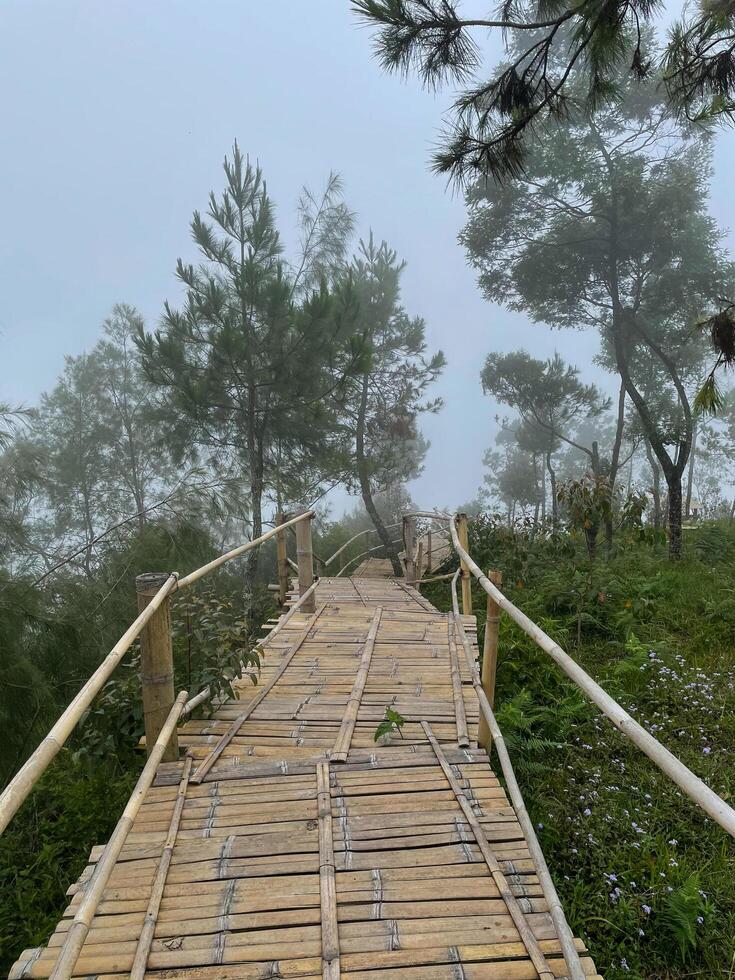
[{"xmin": 422, "ymin": 517, "xmax": 735, "ymax": 979}]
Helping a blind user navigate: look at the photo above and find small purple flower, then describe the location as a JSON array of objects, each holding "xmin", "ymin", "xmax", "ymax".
[{"xmin": 642, "ymin": 904, "xmax": 651, "ymax": 915}]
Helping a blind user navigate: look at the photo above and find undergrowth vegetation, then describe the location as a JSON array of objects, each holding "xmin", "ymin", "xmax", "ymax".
[
  {"xmin": 422, "ymin": 517, "xmax": 735, "ymax": 980},
  {"xmin": 0, "ymin": 522, "xmax": 276, "ymax": 974}
]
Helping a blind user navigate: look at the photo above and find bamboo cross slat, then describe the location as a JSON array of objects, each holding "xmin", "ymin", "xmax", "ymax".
[
  {"xmin": 331, "ymin": 607, "xmax": 383, "ymax": 762},
  {"xmin": 447, "ymin": 621, "xmax": 469, "ymax": 748},
  {"xmin": 130, "ymin": 754, "xmax": 193, "ymax": 980},
  {"xmin": 422, "ymin": 722, "xmax": 555, "ymax": 980},
  {"xmin": 190, "ymin": 602, "xmax": 328, "ymax": 784},
  {"xmin": 317, "ymin": 761, "xmax": 341, "ymax": 980}
]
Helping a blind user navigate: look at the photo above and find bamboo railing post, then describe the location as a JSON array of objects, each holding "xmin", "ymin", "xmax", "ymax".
[
  {"xmin": 136, "ymin": 573, "xmax": 178, "ymax": 763},
  {"xmin": 275, "ymin": 511, "xmax": 290, "ymax": 607},
  {"xmin": 478, "ymin": 569, "xmax": 503, "ymax": 750},
  {"xmin": 295, "ymin": 512, "xmax": 316, "ymax": 613},
  {"xmin": 403, "ymin": 515, "xmax": 417, "ymax": 583},
  {"xmin": 426, "ymin": 530, "xmax": 432, "ymax": 573},
  {"xmin": 456, "ymin": 513, "xmax": 472, "ymax": 615}
]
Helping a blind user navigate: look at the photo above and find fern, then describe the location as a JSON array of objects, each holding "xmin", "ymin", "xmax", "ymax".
[{"xmin": 660, "ymin": 875, "xmax": 706, "ymax": 960}]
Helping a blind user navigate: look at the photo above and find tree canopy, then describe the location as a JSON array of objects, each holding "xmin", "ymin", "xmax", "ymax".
[{"xmin": 354, "ymin": 0, "xmax": 735, "ymax": 181}]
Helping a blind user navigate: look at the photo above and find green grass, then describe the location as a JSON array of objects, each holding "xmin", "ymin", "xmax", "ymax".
[{"xmin": 422, "ymin": 519, "xmax": 735, "ymax": 979}]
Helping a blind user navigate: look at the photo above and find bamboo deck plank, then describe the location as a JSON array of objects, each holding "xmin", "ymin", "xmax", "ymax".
[{"xmin": 11, "ymin": 574, "xmax": 599, "ymax": 980}]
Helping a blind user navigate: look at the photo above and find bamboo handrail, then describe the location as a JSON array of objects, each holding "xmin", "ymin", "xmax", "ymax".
[
  {"xmin": 0, "ymin": 510, "xmax": 316, "ymax": 836},
  {"xmin": 176, "ymin": 510, "xmax": 313, "ymax": 589},
  {"xmin": 49, "ymin": 691, "xmax": 189, "ymax": 980},
  {"xmin": 449, "ymin": 606, "xmax": 586, "ymax": 980},
  {"xmin": 0, "ymin": 572, "xmax": 179, "ymax": 835},
  {"xmin": 446, "ymin": 514, "xmax": 735, "ymax": 839},
  {"xmin": 323, "ymin": 522, "xmax": 401, "ymax": 567}
]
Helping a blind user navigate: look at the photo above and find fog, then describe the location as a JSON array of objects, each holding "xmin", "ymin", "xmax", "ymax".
[{"xmin": 1, "ymin": 1, "xmax": 734, "ymax": 512}]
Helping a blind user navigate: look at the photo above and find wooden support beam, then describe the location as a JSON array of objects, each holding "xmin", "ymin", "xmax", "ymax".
[
  {"xmin": 275, "ymin": 511, "xmax": 290, "ymax": 607},
  {"xmin": 456, "ymin": 513, "xmax": 472, "ymax": 616},
  {"xmin": 422, "ymin": 722, "xmax": 555, "ymax": 980},
  {"xmin": 295, "ymin": 511, "xmax": 316, "ymax": 613},
  {"xmin": 136, "ymin": 572, "xmax": 178, "ymax": 762},
  {"xmin": 478, "ymin": 568, "xmax": 503, "ymax": 751},
  {"xmin": 402, "ymin": 515, "xmax": 416, "ymax": 583},
  {"xmin": 447, "ymin": 620, "xmax": 469, "ymax": 748},
  {"xmin": 331, "ymin": 607, "xmax": 382, "ymax": 762}
]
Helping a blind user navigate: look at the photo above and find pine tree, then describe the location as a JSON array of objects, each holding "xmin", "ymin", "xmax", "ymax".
[{"xmin": 331, "ymin": 236, "xmax": 445, "ymax": 575}]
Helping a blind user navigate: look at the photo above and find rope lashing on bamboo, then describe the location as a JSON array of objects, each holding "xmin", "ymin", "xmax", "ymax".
[{"xmin": 445, "ymin": 513, "xmax": 735, "ymax": 839}]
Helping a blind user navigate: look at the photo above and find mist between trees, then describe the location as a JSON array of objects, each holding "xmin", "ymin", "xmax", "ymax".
[
  {"xmin": 3, "ymin": 43, "xmax": 735, "ymax": 784},
  {"xmin": 3, "ymin": 11, "xmax": 735, "ymax": 975}
]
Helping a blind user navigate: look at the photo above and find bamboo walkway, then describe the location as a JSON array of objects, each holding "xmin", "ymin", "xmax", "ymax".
[{"xmin": 11, "ymin": 567, "xmax": 600, "ymax": 980}]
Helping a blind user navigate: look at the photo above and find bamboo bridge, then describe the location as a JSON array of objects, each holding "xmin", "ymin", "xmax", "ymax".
[{"xmin": 4, "ymin": 511, "xmax": 735, "ymax": 980}]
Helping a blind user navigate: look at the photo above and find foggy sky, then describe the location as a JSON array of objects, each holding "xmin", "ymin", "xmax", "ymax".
[{"xmin": 2, "ymin": 1, "xmax": 734, "ymax": 515}]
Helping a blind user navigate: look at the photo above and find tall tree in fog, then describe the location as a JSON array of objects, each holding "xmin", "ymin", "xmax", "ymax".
[
  {"xmin": 138, "ymin": 144, "xmax": 358, "ymax": 590},
  {"xmin": 462, "ymin": 61, "xmax": 734, "ymax": 557},
  {"xmin": 481, "ymin": 351, "xmax": 610, "ymax": 530},
  {"xmin": 333, "ymin": 236, "xmax": 445, "ymax": 575},
  {"xmin": 95, "ymin": 305, "xmax": 176, "ymax": 529},
  {"xmin": 32, "ymin": 308, "xmax": 177, "ymax": 576}
]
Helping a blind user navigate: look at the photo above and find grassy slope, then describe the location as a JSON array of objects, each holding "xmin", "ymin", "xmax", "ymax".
[{"xmin": 422, "ymin": 520, "xmax": 735, "ymax": 980}]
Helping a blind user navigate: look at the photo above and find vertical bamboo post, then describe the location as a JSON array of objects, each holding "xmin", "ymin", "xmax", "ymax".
[
  {"xmin": 295, "ymin": 513, "xmax": 316, "ymax": 613},
  {"xmin": 456, "ymin": 513, "xmax": 472, "ymax": 616},
  {"xmin": 403, "ymin": 515, "xmax": 416, "ymax": 583},
  {"xmin": 275, "ymin": 512, "xmax": 290, "ymax": 607},
  {"xmin": 478, "ymin": 569, "xmax": 502, "ymax": 751},
  {"xmin": 426, "ymin": 530, "xmax": 432, "ymax": 573},
  {"xmin": 136, "ymin": 573, "xmax": 178, "ymax": 763},
  {"xmin": 416, "ymin": 542, "xmax": 424, "ymax": 585}
]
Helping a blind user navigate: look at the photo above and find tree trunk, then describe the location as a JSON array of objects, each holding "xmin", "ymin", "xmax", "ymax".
[
  {"xmin": 541, "ymin": 463, "xmax": 547, "ymax": 522},
  {"xmin": 532, "ymin": 453, "xmax": 540, "ymax": 525},
  {"xmin": 668, "ymin": 476, "xmax": 683, "ymax": 559},
  {"xmin": 605, "ymin": 382, "xmax": 627, "ymax": 553},
  {"xmin": 244, "ymin": 470, "xmax": 263, "ymax": 601},
  {"xmin": 598, "ymin": 132, "xmax": 690, "ymax": 559},
  {"xmin": 243, "ymin": 382, "xmax": 264, "ymax": 602},
  {"xmin": 356, "ymin": 373, "xmax": 402, "ymax": 576},
  {"xmin": 545, "ymin": 452, "xmax": 558, "ymax": 527},
  {"xmin": 644, "ymin": 438, "xmax": 662, "ymax": 530},
  {"xmin": 685, "ymin": 420, "xmax": 697, "ymax": 518}
]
